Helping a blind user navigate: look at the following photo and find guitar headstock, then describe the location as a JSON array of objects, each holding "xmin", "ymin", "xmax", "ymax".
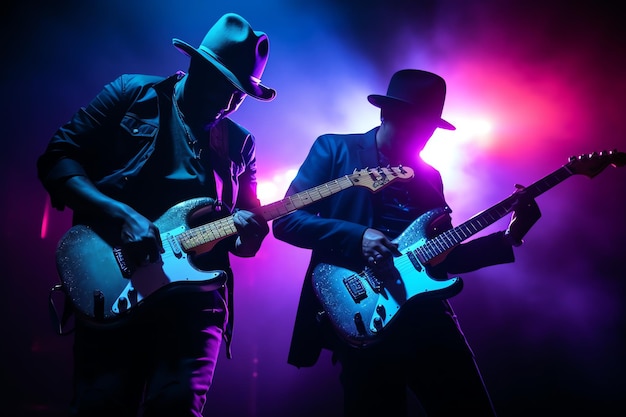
[
  {"xmin": 348, "ymin": 166, "xmax": 414, "ymax": 192},
  {"xmin": 566, "ymin": 149, "xmax": 626, "ymax": 178}
]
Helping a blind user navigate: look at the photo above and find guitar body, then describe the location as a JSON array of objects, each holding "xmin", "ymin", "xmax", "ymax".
[
  {"xmin": 56, "ymin": 197, "xmax": 227, "ymax": 326},
  {"xmin": 312, "ymin": 207, "xmax": 464, "ymax": 348}
]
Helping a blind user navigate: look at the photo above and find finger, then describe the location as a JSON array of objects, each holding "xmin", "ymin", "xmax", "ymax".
[
  {"xmin": 151, "ymin": 225, "xmax": 164, "ymax": 253},
  {"xmin": 384, "ymin": 241, "xmax": 401, "ymax": 256},
  {"xmin": 232, "ymin": 211, "xmax": 243, "ymax": 228}
]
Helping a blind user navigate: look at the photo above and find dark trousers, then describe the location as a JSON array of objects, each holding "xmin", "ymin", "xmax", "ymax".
[
  {"xmin": 334, "ymin": 300, "xmax": 497, "ymax": 417},
  {"xmin": 69, "ymin": 291, "xmax": 227, "ymax": 417}
]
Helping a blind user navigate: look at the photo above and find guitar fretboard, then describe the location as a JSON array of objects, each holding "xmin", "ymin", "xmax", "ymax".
[
  {"xmin": 414, "ymin": 165, "xmax": 574, "ymax": 263},
  {"xmin": 258, "ymin": 176, "xmax": 355, "ymax": 220}
]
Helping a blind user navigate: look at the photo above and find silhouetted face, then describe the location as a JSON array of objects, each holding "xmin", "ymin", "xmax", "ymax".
[
  {"xmin": 380, "ymin": 106, "xmax": 438, "ymax": 157},
  {"xmin": 187, "ymin": 56, "xmax": 247, "ymax": 119}
]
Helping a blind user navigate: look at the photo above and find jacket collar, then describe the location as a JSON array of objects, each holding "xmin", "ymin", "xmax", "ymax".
[{"xmin": 358, "ymin": 127, "xmax": 380, "ymax": 168}]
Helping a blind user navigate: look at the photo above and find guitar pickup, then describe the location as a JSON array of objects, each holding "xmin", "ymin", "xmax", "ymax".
[
  {"xmin": 343, "ymin": 275, "xmax": 367, "ymax": 303},
  {"xmin": 167, "ymin": 233, "xmax": 183, "ymax": 258},
  {"xmin": 407, "ymin": 250, "xmax": 423, "ymax": 272}
]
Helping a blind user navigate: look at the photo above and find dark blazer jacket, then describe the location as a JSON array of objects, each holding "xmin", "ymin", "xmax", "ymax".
[{"xmin": 273, "ymin": 128, "xmax": 515, "ymax": 367}]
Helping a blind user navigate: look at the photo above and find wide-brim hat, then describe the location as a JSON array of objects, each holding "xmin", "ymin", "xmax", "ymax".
[
  {"xmin": 173, "ymin": 13, "xmax": 276, "ymax": 101},
  {"xmin": 368, "ymin": 69, "xmax": 455, "ymax": 130}
]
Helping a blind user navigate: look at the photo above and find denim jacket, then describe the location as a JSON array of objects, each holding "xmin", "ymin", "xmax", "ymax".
[{"xmin": 37, "ymin": 72, "xmax": 261, "ymax": 217}]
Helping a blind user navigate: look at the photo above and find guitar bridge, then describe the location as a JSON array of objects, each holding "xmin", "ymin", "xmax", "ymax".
[
  {"xmin": 343, "ymin": 275, "xmax": 367, "ymax": 303},
  {"xmin": 363, "ymin": 268, "xmax": 382, "ymax": 292}
]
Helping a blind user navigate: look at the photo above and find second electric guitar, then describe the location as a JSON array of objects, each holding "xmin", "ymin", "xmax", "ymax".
[{"xmin": 312, "ymin": 150, "xmax": 625, "ymax": 348}]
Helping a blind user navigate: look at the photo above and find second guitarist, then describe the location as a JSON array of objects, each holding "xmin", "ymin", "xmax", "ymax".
[{"xmin": 272, "ymin": 69, "xmax": 542, "ymax": 417}]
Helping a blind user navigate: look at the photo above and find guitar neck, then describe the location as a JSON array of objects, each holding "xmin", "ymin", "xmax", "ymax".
[
  {"xmin": 255, "ymin": 175, "xmax": 356, "ymax": 221},
  {"xmin": 417, "ymin": 165, "xmax": 575, "ymax": 262},
  {"xmin": 177, "ymin": 174, "xmax": 369, "ymax": 253}
]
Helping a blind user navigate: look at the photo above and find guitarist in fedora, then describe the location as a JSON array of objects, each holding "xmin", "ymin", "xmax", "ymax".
[
  {"xmin": 273, "ymin": 69, "xmax": 542, "ymax": 416},
  {"xmin": 37, "ymin": 13, "xmax": 274, "ymax": 417}
]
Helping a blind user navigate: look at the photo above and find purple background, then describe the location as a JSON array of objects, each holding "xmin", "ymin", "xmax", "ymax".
[{"xmin": 2, "ymin": 1, "xmax": 625, "ymax": 416}]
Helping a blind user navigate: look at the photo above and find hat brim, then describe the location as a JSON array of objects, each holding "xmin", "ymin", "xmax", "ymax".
[
  {"xmin": 173, "ymin": 38, "xmax": 276, "ymax": 101},
  {"xmin": 368, "ymin": 94, "xmax": 455, "ymax": 130}
]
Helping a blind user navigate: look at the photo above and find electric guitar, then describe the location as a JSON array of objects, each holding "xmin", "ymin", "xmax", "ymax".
[
  {"xmin": 56, "ymin": 166, "xmax": 414, "ymax": 326},
  {"xmin": 312, "ymin": 150, "xmax": 626, "ymax": 348}
]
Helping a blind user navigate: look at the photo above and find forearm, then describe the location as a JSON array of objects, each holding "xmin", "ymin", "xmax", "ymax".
[
  {"xmin": 273, "ymin": 210, "xmax": 366, "ymax": 259},
  {"xmin": 61, "ymin": 175, "xmax": 136, "ymax": 223},
  {"xmin": 440, "ymin": 231, "xmax": 515, "ymax": 274}
]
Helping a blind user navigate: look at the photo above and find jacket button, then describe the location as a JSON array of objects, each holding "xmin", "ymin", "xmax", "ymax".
[{"xmin": 133, "ymin": 128, "xmax": 139, "ymax": 134}]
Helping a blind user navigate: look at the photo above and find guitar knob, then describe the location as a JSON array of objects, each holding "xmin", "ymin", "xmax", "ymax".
[
  {"xmin": 127, "ymin": 287, "xmax": 137, "ymax": 306},
  {"xmin": 353, "ymin": 312, "xmax": 366, "ymax": 335},
  {"xmin": 376, "ymin": 304, "xmax": 386, "ymax": 319},
  {"xmin": 373, "ymin": 316, "xmax": 383, "ymax": 331},
  {"xmin": 117, "ymin": 296, "xmax": 128, "ymax": 312}
]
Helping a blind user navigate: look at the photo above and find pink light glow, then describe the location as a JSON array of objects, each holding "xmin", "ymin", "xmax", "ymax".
[{"xmin": 40, "ymin": 197, "xmax": 50, "ymax": 239}]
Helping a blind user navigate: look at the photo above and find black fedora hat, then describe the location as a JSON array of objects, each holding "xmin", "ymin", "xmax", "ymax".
[
  {"xmin": 173, "ymin": 13, "xmax": 276, "ymax": 101},
  {"xmin": 368, "ymin": 69, "xmax": 455, "ymax": 130}
]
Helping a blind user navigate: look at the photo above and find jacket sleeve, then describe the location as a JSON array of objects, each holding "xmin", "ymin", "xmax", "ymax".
[
  {"xmin": 423, "ymin": 197, "xmax": 515, "ymax": 275},
  {"xmin": 272, "ymin": 135, "xmax": 368, "ymax": 262},
  {"xmin": 36, "ymin": 75, "xmax": 131, "ymax": 210},
  {"xmin": 437, "ymin": 231, "xmax": 515, "ymax": 275}
]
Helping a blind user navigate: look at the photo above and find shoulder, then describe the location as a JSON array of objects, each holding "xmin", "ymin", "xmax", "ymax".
[
  {"xmin": 417, "ymin": 159, "xmax": 443, "ymax": 179},
  {"xmin": 117, "ymin": 73, "xmax": 168, "ymax": 87},
  {"xmin": 315, "ymin": 130, "xmax": 371, "ymax": 147},
  {"xmin": 103, "ymin": 74, "xmax": 180, "ymax": 112},
  {"xmin": 109, "ymin": 74, "xmax": 172, "ymax": 99},
  {"xmin": 311, "ymin": 128, "xmax": 376, "ymax": 156}
]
